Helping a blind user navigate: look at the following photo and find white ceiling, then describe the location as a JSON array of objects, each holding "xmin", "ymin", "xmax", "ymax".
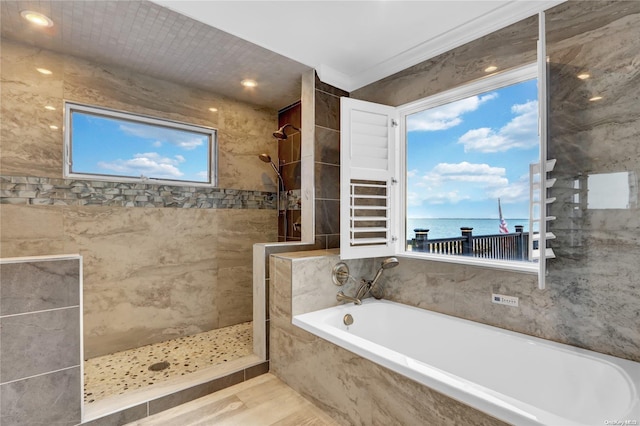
[
  {"xmin": 1, "ymin": 1, "xmax": 563, "ymax": 110},
  {"xmin": 154, "ymin": 0, "xmax": 564, "ymax": 91}
]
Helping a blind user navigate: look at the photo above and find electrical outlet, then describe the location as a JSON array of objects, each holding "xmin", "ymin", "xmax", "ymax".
[{"xmin": 492, "ymin": 293, "xmax": 519, "ymax": 307}]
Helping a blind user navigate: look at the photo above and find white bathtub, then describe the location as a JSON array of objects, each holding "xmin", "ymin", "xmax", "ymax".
[{"xmin": 293, "ymin": 299, "xmax": 640, "ymax": 426}]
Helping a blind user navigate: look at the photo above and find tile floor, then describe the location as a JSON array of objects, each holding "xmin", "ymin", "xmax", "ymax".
[
  {"xmin": 84, "ymin": 322, "xmax": 253, "ymax": 403},
  {"xmin": 126, "ymin": 373, "xmax": 339, "ymax": 426}
]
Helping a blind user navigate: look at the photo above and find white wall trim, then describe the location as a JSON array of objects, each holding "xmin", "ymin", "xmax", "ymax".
[{"xmin": 320, "ymin": 0, "xmax": 565, "ymax": 92}]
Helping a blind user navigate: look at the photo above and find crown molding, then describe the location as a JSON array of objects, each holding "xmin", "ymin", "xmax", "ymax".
[{"xmin": 319, "ymin": 0, "xmax": 565, "ymax": 92}]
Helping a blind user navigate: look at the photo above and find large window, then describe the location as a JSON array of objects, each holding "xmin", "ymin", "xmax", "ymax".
[
  {"xmin": 64, "ymin": 103, "xmax": 217, "ymax": 186},
  {"xmin": 404, "ymin": 68, "xmax": 539, "ymax": 263},
  {"xmin": 340, "ymin": 64, "xmax": 552, "ymax": 274}
]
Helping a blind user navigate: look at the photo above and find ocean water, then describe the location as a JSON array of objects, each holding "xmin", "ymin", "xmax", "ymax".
[{"xmin": 407, "ymin": 218, "xmax": 529, "ymax": 240}]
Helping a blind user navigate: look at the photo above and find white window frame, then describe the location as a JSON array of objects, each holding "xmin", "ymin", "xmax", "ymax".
[
  {"xmin": 340, "ymin": 11, "xmax": 552, "ymax": 283},
  {"xmin": 64, "ymin": 102, "xmax": 218, "ymax": 187},
  {"xmin": 397, "ymin": 64, "xmax": 540, "ymax": 274}
]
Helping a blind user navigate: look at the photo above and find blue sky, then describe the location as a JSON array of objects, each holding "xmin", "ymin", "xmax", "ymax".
[
  {"xmin": 71, "ymin": 112, "xmax": 210, "ymax": 183},
  {"xmin": 406, "ymin": 78, "xmax": 539, "ymax": 219}
]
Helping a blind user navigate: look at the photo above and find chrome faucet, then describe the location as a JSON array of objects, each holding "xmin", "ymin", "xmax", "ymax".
[{"xmin": 336, "ymin": 291, "xmax": 361, "ymax": 305}]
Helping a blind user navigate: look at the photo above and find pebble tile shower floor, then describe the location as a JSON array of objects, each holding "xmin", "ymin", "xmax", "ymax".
[{"xmin": 84, "ymin": 322, "xmax": 253, "ymax": 403}]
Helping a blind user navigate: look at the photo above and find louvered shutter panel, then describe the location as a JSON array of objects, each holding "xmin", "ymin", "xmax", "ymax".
[{"xmin": 340, "ymin": 97, "xmax": 398, "ymax": 260}]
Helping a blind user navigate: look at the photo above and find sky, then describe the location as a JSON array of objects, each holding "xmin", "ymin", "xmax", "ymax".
[
  {"xmin": 406, "ymin": 78, "xmax": 539, "ymax": 219},
  {"xmin": 71, "ymin": 112, "xmax": 211, "ymax": 183}
]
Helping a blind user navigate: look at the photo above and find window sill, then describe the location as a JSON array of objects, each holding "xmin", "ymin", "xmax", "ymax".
[{"xmin": 397, "ymin": 251, "xmax": 539, "ymax": 274}]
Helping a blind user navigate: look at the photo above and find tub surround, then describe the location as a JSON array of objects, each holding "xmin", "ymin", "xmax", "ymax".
[
  {"xmin": 0, "ymin": 255, "xmax": 82, "ymax": 426},
  {"xmin": 270, "ymin": 251, "xmax": 507, "ymax": 425},
  {"xmin": 271, "ymin": 249, "xmax": 640, "ymax": 425}
]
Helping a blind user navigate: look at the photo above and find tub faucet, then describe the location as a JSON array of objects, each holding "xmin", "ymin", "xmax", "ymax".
[{"xmin": 336, "ymin": 291, "xmax": 361, "ymax": 305}]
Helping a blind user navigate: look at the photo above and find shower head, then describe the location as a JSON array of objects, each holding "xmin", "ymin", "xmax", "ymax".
[
  {"xmin": 258, "ymin": 153, "xmax": 285, "ymax": 190},
  {"xmin": 380, "ymin": 257, "xmax": 399, "ymax": 269},
  {"xmin": 369, "ymin": 257, "xmax": 399, "ymax": 291},
  {"xmin": 259, "ymin": 153, "xmax": 272, "ymax": 163},
  {"xmin": 273, "ymin": 123, "xmax": 300, "ymax": 140}
]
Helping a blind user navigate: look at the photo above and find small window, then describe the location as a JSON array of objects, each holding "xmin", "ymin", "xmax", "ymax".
[{"xmin": 64, "ymin": 102, "xmax": 217, "ymax": 186}]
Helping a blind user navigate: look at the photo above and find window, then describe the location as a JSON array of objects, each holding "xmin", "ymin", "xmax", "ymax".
[
  {"xmin": 340, "ymin": 65, "xmax": 555, "ymax": 277},
  {"xmin": 404, "ymin": 68, "xmax": 538, "ymax": 263},
  {"xmin": 64, "ymin": 102, "xmax": 217, "ymax": 186}
]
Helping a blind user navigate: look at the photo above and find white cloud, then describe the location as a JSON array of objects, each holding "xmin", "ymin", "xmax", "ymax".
[
  {"xmin": 409, "ymin": 161, "xmax": 511, "ymax": 207},
  {"xmin": 457, "ymin": 100, "xmax": 538, "ymax": 153},
  {"xmin": 486, "ymin": 176, "xmax": 530, "ymax": 204},
  {"xmin": 119, "ymin": 123, "xmax": 205, "ymax": 150},
  {"xmin": 421, "ymin": 162, "xmax": 508, "ymax": 187},
  {"xmin": 197, "ymin": 171, "xmax": 209, "ymax": 179},
  {"xmin": 433, "ymin": 162, "xmax": 505, "ymax": 176},
  {"xmin": 407, "ymin": 93, "xmax": 497, "ymax": 132},
  {"xmin": 98, "ymin": 152, "xmax": 185, "ymax": 178},
  {"xmin": 407, "ymin": 189, "xmax": 469, "ymax": 206}
]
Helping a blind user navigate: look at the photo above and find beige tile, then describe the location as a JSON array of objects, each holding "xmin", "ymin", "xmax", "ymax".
[
  {"xmin": 0, "ymin": 41, "xmax": 65, "ymax": 178},
  {"xmin": 0, "ymin": 205, "xmax": 66, "ymax": 257}
]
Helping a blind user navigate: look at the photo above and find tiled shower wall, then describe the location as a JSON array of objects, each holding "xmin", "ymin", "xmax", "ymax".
[
  {"xmin": 276, "ymin": 75, "xmax": 346, "ymax": 247},
  {"xmin": 313, "ymin": 76, "xmax": 347, "ymax": 249},
  {"xmin": 0, "ymin": 39, "xmax": 278, "ymax": 358},
  {"xmin": 277, "ymin": 101, "xmax": 302, "ymax": 241},
  {"xmin": 349, "ymin": 1, "xmax": 640, "ymax": 363},
  {"xmin": 0, "ymin": 256, "xmax": 82, "ymax": 425}
]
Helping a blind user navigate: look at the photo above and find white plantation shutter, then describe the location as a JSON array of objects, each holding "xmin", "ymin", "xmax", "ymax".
[
  {"xmin": 340, "ymin": 97, "xmax": 399, "ymax": 259},
  {"xmin": 531, "ymin": 11, "xmax": 556, "ymax": 290}
]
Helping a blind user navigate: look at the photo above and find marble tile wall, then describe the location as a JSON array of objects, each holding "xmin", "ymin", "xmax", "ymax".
[
  {"xmin": 0, "ymin": 39, "xmax": 278, "ymax": 357},
  {"xmin": 269, "ymin": 252, "xmax": 507, "ymax": 425},
  {"xmin": 314, "ymin": 75, "xmax": 347, "ymax": 249},
  {"xmin": 0, "ymin": 256, "xmax": 82, "ymax": 426},
  {"xmin": 343, "ymin": 1, "xmax": 640, "ymax": 363}
]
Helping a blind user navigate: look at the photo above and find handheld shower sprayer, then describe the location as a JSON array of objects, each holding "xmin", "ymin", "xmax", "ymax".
[
  {"xmin": 258, "ymin": 153, "xmax": 285, "ymax": 190},
  {"xmin": 369, "ymin": 257, "xmax": 399, "ymax": 289},
  {"xmin": 356, "ymin": 257, "xmax": 399, "ymax": 300}
]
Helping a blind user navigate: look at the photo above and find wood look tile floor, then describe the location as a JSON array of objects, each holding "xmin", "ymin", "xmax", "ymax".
[{"xmin": 126, "ymin": 373, "xmax": 339, "ymax": 426}]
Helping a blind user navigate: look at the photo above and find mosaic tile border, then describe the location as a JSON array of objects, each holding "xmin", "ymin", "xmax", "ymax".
[{"xmin": 0, "ymin": 175, "xmax": 276, "ymax": 209}]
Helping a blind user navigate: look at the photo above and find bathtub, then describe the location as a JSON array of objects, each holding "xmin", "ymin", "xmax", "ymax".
[{"xmin": 293, "ymin": 299, "xmax": 640, "ymax": 426}]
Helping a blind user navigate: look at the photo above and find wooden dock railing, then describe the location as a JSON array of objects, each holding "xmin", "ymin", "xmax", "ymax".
[{"xmin": 409, "ymin": 226, "xmax": 530, "ymax": 261}]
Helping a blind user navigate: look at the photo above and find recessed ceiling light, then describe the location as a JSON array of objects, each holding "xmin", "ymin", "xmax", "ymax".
[
  {"xmin": 484, "ymin": 65, "xmax": 498, "ymax": 73},
  {"xmin": 49, "ymin": 125, "xmax": 59, "ymax": 130},
  {"xmin": 241, "ymin": 79, "xmax": 257, "ymax": 88},
  {"xmin": 208, "ymin": 107, "xmax": 218, "ymax": 112},
  {"xmin": 44, "ymin": 105, "xmax": 56, "ymax": 111},
  {"xmin": 20, "ymin": 10, "xmax": 54, "ymax": 27},
  {"xmin": 577, "ymin": 73, "xmax": 591, "ymax": 80},
  {"xmin": 589, "ymin": 96, "xmax": 603, "ymax": 102},
  {"xmin": 36, "ymin": 68, "xmax": 52, "ymax": 75}
]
